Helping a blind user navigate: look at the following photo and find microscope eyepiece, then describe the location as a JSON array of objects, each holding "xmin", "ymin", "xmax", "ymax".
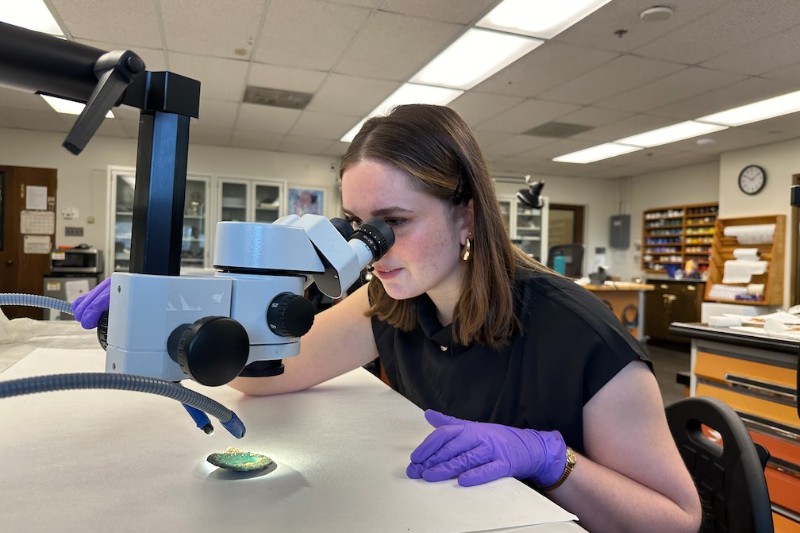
[{"xmin": 351, "ymin": 217, "xmax": 394, "ymax": 261}]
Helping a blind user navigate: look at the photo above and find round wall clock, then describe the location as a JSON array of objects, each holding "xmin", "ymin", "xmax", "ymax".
[{"xmin": 738, "ymin": 164, "xmax": 766, "ymax": 195}]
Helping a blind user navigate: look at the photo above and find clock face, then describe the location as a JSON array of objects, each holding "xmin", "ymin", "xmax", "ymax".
[{"xmin": 738, "ymin": 165, "xmax": 766, "ymax": 195}]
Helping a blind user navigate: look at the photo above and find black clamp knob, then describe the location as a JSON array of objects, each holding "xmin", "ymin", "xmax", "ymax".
[
  {"xmin": 167, "ymin": 316, "xmax": 249, "ymax": 387},
  {"xmin": 267, "ymin": 292, "xmax": 315, "ymax": 337}
]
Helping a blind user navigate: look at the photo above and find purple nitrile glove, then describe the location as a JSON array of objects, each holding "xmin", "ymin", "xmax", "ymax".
[
  {"xmin": 71, "ymin": 277, "xmax": 111, "ymax": 329},
  {"xmin": 406, "ymin": 409, "xmax": 567, "ymax": 488}
]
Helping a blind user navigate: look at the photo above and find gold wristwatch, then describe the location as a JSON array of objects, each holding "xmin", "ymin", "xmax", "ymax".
[{"xmin": 542, "ymin": 447, "xmax": 576, "ymax": 492}]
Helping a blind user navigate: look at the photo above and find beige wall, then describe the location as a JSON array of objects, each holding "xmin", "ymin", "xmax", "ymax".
[
  {"xmin": 0, "ymin": 125, "xmax": 797, "ymax": 305},
  {"xmin": 0, "ymin": 127, "xmax": 340, "ymax": 251}
]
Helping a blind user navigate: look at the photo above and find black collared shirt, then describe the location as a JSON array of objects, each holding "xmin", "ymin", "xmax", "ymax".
[{"xmin": 371, "ymin": 269, "xmax": 651, "ymax": 453}]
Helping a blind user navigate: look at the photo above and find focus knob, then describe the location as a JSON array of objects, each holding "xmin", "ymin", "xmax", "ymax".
[
  {"xmin": 167, "ymin": 316, "xmax": 249, "ymax": 386},
  {"xmin": 267, "ymin": 292, "xmax": 315, "ymax": 337}
]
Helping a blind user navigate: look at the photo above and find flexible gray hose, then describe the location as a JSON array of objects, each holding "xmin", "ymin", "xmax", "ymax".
[
  {"xmin": 0, "ymin": 293, "xmax": 73, "ymax": 314},
  {"xmin": 0, "ymin": 373, "xmax": 245, "ymax": 438}
]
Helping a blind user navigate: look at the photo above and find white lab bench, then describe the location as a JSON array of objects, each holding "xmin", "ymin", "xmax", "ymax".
[{"xmin": 0, "ymin": 347, "xmax": 582, "ymax": 532}]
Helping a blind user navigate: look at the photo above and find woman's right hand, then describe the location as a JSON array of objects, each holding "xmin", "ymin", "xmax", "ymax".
[{"xmin": 72, "ymin": 277, "xmax": 111, "ymax": 329}]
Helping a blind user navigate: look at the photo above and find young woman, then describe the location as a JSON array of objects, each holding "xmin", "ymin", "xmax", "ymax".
[{"xmin": 75, "ymin": 104, "xmax": 701, "ymax": 532}]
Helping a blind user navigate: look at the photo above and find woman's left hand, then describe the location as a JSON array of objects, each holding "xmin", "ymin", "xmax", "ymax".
[{"xmin": 407, "ymin": 409, "xmax": 567, "ymax": 487}]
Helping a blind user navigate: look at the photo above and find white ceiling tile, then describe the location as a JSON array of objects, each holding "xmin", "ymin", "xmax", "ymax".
[
  {"xmin": 473, "ymin": 41, "xmax": 619, "ymax": 98},
  {"xmin": 701, "ymin": 26, "xmax": 800, "ymax": 76},
  {"xmin": 3, "ymin": 0, "xmax": 800, "ymax": 180},
  {"xmin": 596, "ymin": 67, "xmax": 746, "ymax": 113},
  {"xmin": 538, "ymin": 55, "xmax": 686, "ymax": 106},
  {"xmin": 476, "ymin": 100, "xmax": 581, "ymax": 133},
  {"xmin": 197, "ymin": 101, "xmax": 240, "ymax": 130},
  {"xmin": 254, "ymin": 0, "xmax": 371, "ymax": 70},
  {"xmin": 450, "ymin": 92, "xmax": 525, "ymax": 126},
  {"xmin": 326, "ymin": 0, "xmax": 383, "ymax": 7},
  {"xmin": 0, "ymin": 107, "xmax": 71, "ymax": 132},
  {"xmin": 650, "ymin": 77, "xmax": 797, "ymax": 121},
  {"xmin": 290, "ymin": 111, "xmax": 361, "ymax": 139},
  {"xmin": 162, "ymin": 0, "xmax": 265, "ymax": 59},
  {"xmin": 235, "ymin": 103, "xmax": 301, "ymax": 133},
  {"xmin": 554, "ymin": 0, "xmax": 729, "ymax": 53},
  {"xmin": 230, "ymin": 130, "xmax": 284, "ymax": 151},
  {"xmin": 95, "ymin": 119, "xmax": 129, "ymax": 138},
  {"xmin": 50, "ymin": 0, "xmax": 162, "ymax": 47},
  {"xmin": 248, "ymin": 64, "xmax": 328, "ymax": 94},
  {"xmin": 569, "ymin": 114, "xmax": 674, "ymax": 142},
  {"xmin": 480, "ymin": 134, "xmax": 555, "ymax": 158},
  {"xmin": 168, "ymin": 53, "xmax": 249, "ymax": 102},
  {"xmin": 334, "ymin": 11, "xmax": 464, "ymax": 81},
  {"xmin": 0, "ymin": 88, "xmax": 51, "ymax": 110},
  {"xmin": 378, "ymin": 0, "xmax": 497, "ymax": 25},
  {"xmin": 633, "ymin": 0, "xmax": 800, "ymax": 65},
  {"xmin": 320, "ymin": 141, "xmax": 350, "ymax": 158},
  {"xmin": 761, "ymin": 60, "xmax": 800, "ymax": 85},
  {"xmin": 556, "ymin": 106, "xmax": 633, "ymax": 127},
  {"xmin": 0, "ymin": 110, "xmax": 13, "ymax": 128},
  {"xmin": 306, "ymin": 74, "xmax": 399, "ymax": 115},
  {"xmin": 75, "ymin": 40, "xmax": 167, "ymax": 71}
]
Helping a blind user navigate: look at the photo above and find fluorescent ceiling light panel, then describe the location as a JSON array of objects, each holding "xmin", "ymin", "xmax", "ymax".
[
  {"xmin": 697, "ymin": 90, "xmax": 800, "ymax": 126},
  {"xmin": 615, "ymin": 121, "xmax": 727, "ymax": 148},
  {"xmin": 42, "ymin": 95, "xmax": 114, "ymax": 118},
  {"xmin": 476, "ymin": 0, "xmax": 613, "ymax": 39},
  {"xmin": 553, "ymin": 143, "xmax": 641, "ymax": 164},
  {"xmin": 340, "ymin": 83, "xmax": 463, "ymax": 142},
  {"xmin": 410, "ymin": 28, "xmax": 542, "ymax": 90},
  {"xmin": 0, "ymin": 0, "xmax": 64, "ymax": 36}
]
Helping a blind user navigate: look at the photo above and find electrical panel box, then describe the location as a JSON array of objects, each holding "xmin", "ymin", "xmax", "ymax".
[{"xmin": 610, "ymin": 214, "xmax": 630, "ymax": 249}]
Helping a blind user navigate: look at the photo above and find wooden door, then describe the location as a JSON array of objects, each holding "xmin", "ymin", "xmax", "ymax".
[{"xmin": 0, "ymin": 165, "xmax": 58, "ymax": 319}]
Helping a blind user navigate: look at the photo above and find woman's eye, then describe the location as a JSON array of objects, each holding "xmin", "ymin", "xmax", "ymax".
[
  {"xmin": 384, "ymin": 218, "xmax": 406, "ymax": 227},
  {"xmin": 346, "ymin": 217, "xmax": 362, "ymax": 230}
]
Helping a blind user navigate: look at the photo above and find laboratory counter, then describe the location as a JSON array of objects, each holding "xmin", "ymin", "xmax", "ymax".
[
  {"xmin": 0, "ymin": 337, "xmax": 583, "ymax": 532},
  {"xmin": 582, "ymin": 281, "xmax": 653, "ymax": 340}
]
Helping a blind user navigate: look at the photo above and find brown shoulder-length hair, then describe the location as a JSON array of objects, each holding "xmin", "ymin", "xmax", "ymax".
[{"xmin": 340, "ymin": 104, "xmax": 550, "ymax": 348}]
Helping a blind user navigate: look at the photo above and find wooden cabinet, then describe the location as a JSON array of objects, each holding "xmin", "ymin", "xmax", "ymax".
[
  {"xmin": 641, "ymin": 202, "xmax": 717, "ymax": 274},
  {"xmin": 644, "ymin": 279, "xmax": 705, "ymax": 344},
  {"xmin": 704, "ymin": 215, "xmax": 785, "ymax": 307}
]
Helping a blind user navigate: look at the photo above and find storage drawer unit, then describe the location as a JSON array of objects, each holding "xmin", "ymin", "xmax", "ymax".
[{"xmin": 691, "ymin": 339, "xmax": 799, "ymax": 526}]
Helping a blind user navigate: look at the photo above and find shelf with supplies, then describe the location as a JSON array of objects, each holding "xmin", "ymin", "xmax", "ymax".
[
  {"xmin": 641, "ymin": 202, "xmax": 718, "ymax": 274},
  {"xmin": 704, "ymin": 215, "xmax": 785, "ymax": 307}
]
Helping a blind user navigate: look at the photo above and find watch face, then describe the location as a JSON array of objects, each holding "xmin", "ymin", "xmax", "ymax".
[{"xmin": 738, "ymin": 165, "xmax": 766, "ymax": 195}]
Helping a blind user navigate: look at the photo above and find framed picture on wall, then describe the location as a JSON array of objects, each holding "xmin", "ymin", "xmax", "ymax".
[{"xmin": 288, "ymin": 186, "xmax": 325, "ymax": 216}]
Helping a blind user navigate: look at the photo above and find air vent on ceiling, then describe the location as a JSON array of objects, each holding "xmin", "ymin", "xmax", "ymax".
[
  {"xmin": 524, "ymin": 122, "xmax": 593, "ymax": 138},
  {"xmin": 243, "ymin": 86, "xmax": 313, "ymax": 110}
]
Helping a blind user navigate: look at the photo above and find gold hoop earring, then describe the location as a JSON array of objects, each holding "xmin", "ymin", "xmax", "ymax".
[{"xmin": 461, "ymin": 238, "xmax": 472, "ymax": 262}]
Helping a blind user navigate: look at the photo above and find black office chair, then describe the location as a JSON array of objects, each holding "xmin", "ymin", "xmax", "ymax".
[
  {"xmin": 546, "ymin": 243, "xmax": 584, "ymax": 278},
  {"xmin": 666, "ymin": 397, "xmax": 773, "ymax": 533}
]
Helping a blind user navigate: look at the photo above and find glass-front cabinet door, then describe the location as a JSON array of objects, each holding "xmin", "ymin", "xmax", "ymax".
[
  {"xmin": 515, "ymin": 196, "xmax": 547, "ymax": 261},
  {"xmin": 498, "ymin": 194, "xmax": 549, "ymax": 263},
  {"xmin": 220, "ymin": 181, "xmax": 248, "ymax": 222},
  {"xmin": 181, "ymin": 178, "xmax": 208, "ymax": 269},
  {"xmin": 108, "ymin": 166, "xmax": 210, "ymax": 273},
  {"xmin": 254, "ymin": 183, "xmax": 281, "ymax": 223},
  {"xmin": 218, "ymin": 178, "xmax": 285, "ymax": 224}
]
